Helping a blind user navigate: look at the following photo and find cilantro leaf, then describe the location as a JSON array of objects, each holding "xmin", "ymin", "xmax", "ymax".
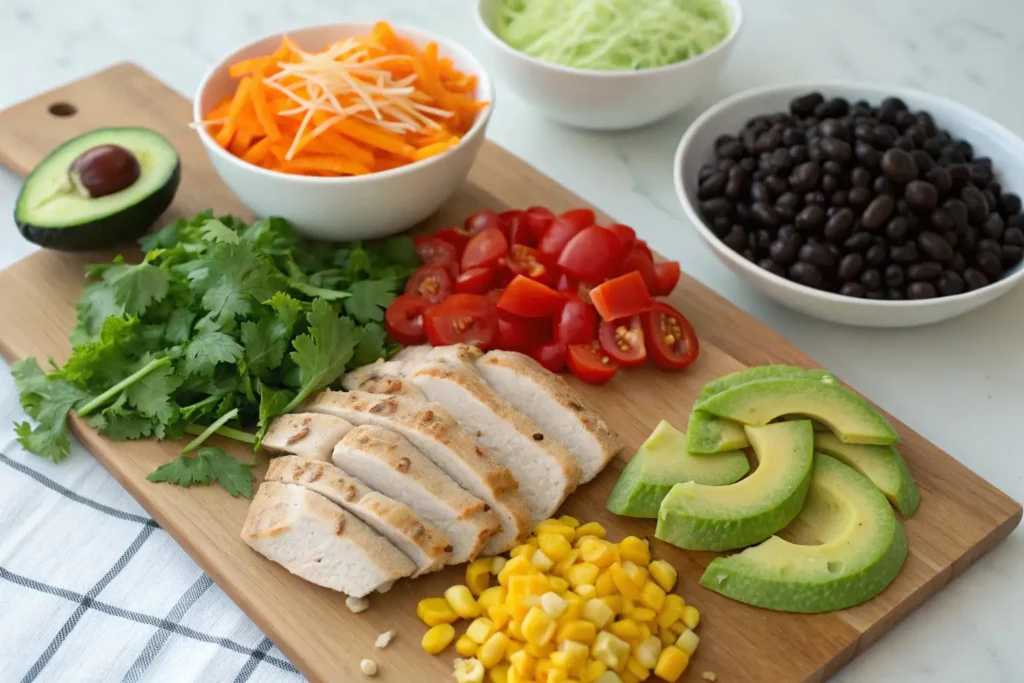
[
  {"xmin": 380, "ymin": 236, "xmax": 420, "ymax": 270},
  {"xmin": 85, "ymin": 394, "xmax": 156, "ymax": 441},
  {"xmin": 265, "ymin": 292, "xmax": 304, "ymax": 328},
  {"xmin": 146, "ymin": 446, "xmax": 256, "ymax": 497},
  {"xmin": 285, "ymin": 299, "xmax": 360, "ymax": 412},
  {"xmin": 123, "ymin": 358, "xmax": 183, "ymax": 427},
  {"xmin": 198, "ymin": 218, "xmax": 241, "ymax": 244},
  {"xmin": 70, "ymin": 282, "xmax": 120, "ymax": 346},
  {"xmin": 183, "ymin": 331, "xmax": 244, "ymax": 376},
  {"xmin": 101, "ymin": 260, "xmax": 171, "ymax": 317},
  {"xmin": 12, "ymin": 358, "xmax": 91, "ymax": 463},
  {"xmin": 353, "ymin": 322, "xmax": 388, "ymax": 367},
  {"xmin": 195, "ymin": 244, "xmax": 286, "ymax": 329},
  {"xmin": 59, "ymin": 316, "xmax": 139, "ymax": 386},
  {"xmin": 255, "ymin": 382, "xmax": 293, "ymax": 448},
  {"xmin": 241, "ymin": 318, "xmax": 289, "ymax": 376},
  {"xmin": 164, "ymin": 309, "xmax": 196, "ymax": 345},
  {"xmin": 344, "ymin": 279, "xmax": 397, "ymax": 324}
]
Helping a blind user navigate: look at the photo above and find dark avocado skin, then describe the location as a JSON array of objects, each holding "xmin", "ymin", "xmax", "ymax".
[{"xmin": 15, "ymin": 160, "xmax": 180, "ymax": 251}]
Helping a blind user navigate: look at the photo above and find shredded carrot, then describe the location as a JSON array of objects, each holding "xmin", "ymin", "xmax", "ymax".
[{"xmin": 201, "ymin": 21, "xmax": 487, "ymax": 177}]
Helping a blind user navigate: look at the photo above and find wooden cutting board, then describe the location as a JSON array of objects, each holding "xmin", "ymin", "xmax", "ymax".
[{"xmin": 0, "ymin": 63, "xmax": 1019, "ymax": 683}]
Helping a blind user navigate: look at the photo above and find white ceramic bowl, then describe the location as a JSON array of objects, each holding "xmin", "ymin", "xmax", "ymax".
[
  {"xmin": 475, "ymin": 0, "xmax": 742, "ymax": 131},
  {"xmin": 193, "ymin": 23, "xmax": 494, "ymax": 241},
  {"xmin": 674, "ymin": 82, "xmax": 1024, "ymax": 327}
]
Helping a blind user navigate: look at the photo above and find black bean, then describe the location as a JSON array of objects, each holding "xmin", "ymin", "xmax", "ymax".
[
  {"xmin": 984, "ymin": 189, "xmax": 999, "ymax": 213},
  {"xmin": 962, "ymin": 186, "xmax": 990, "ymax": 224},
  {"xmin": 822, "ymin": 160, "xmax": 844, "ymax": 177},
  {"xmin": 823, "ymin": 207, "xmax": 855, "ymax": 241},
  {"xmin": 886, "ymin": 287, "xmax": 905, "ymax": 300},
  {"xmin": 865, "ymin": 243, "xmax": 888, "ymax": 266},
  {"xmin": 741, "ymin": 248, "xmax": 756, "ymax": 261},
  {"xmin": 907, "ymin": 282, "xmax": 937, "ymax": 299},
  {"xmin": 999, "ymin": 192, "xmax": 1022, "ymax": 216},
  {"xmin": 894, "ymin": 134, "xmax": 917, "ymax": 151},
  {"xmin": 843, "ymin": 231, "xmax": 872, "ymax": 252},
  {"xmin": 917, "ymin": 231, "xmax": 953, "ymax": 261},
  {"xmin": 890, "ymin": 243, "xmax": 919, "ymax": 263},
  {"xmin": 884, "ymin": 264, "xmax": 905, "ymax": 287},
  {"xmin": 765, "ymin": 174, "xmax": 789, "ymax": 196},
  {"xmin": 758, "ymin": 258, "xmax": 786, "ymax": 277},
  {"xmin": 782, "ymin": 128, "xmax": 806, "ymax": 147},
  {"xmin": 878, "ymin": 97, "xmax": 907, "ymax": 122},
  {"xmin": 789, "ymin": 261, "xmax": 824, "ymax": 287},
  {"xmin": 698, "ymin": 172, "xmax": 728, "ymax": 199},
  {"xmin": 837, "ymin": 253, "xmax": 864, "ymax": 280},
  {"xmin": 717, "ymin": 139, "xmax": 745, "ymax": 160},
  {"xmin": 768, "ymin": 148, "xmax": 793, "ymax": 172},
  {"xmin": 947, "ymin": 163, "xmax": 971, "ymax": 191},
  {"xmin": 943, "ymin": 199, "xmax": 969, "ymax": 229},
  {"xmin": 855, "ymin": 142, "xmax": 881, "ymax": 169},
  {"xmin": 789, "ymin": 161, "xmax": 821, "ymax": 192},
  {"xmin": 749, "ymin": 181, "xmax": 771, "ymax": 204},
  {"xmin": 1011, "ymin": 215, "xmax": 1024, "ymax": 230},
  {"xmin": 976, "ymin": 250, "xmax": 1003, "ymax": 280},
  {"xmin": 1004, "ymin": 227, "xmax": 1024, "ymax": 247},
  {"xmin": 799, "ymin": 242, "xmax": 835, "ymax": 269},
  {"xmin": 839, "ymin": 282, "xmax": 866, "ymax": 297},
  {"xmin": 794, "ymin": 204, "xmax": 826, "ymax": 232},
  {"xmin": 830, "ymin": 190, "xmax": 849, "ymax": 207},
  {"xmin": 873, "ymin": 176, "xmax": 895, "ymax": 197},
  {"xmin": 936, "ymin": 271, "xmax": 965, "ymax": 296},
  {"xmin": 970, "ymin": 161, "xmax": 994, "ymax": 186},
  {"xmin": 820, "ymin": 98, "xmax": 849, "ymax": 118},
  {"xmin": 859, "ymin": 268, "xmax": 882, "ymax": 290},
  {"xmin": 924, "ymin": 167, "xmax": 952, "ymax": 197},
  {"xmin": 769, "ymin": 238, "xmax": 800, "ymax": 266},
  {"xmin": 907, "ymin": 261, "xmax": 942, "ymax": 281},
  {"xmin": 739, "ymin": 157, "xmax": 757, "ymax": 173},
  {"xmin": 904, "ymin": 180, "xmax": 939, "ymax": 213},
  {"xmin": 791, "ymin": 93, "xmax": 824, "ymax": 116},
  {"xmin": 910, "ymin": 150, "xmax": 934, "ymax": 175},
  {"xmin": 717, "ymin": 158, "xmax": 737, "ymax": 173},
  {"xmin": 886, "ymin": 217, "xmax": 910, "ymax": 243},
  {"xmin": 723, "ymin": 226, "xmax": 747, "ymax": 251},
  {"xmin": 916, "ymin": 112, "xmax": 937, "ymax": 136},
  {"xmin": 698, "ymin": 164, "xmax": 716, "ymax": 183},
  {"xmin": 821, "ymin": 174, "xmax": 840, "ymax": 194},
  {"xmin": 848, "ymin": 187, "xmax": 872, "ymax": 209},
  {"xmin": 862, "ymin": 195, "xmax": 896, "ymax": 230},
  {"xmin": 756, "ymin": 228, "xmax": 775, "ymax": 252},
  {"xmin": 701, "ymin": 197, "xmax": 732, "ymax": 219},
  {"xmin": 850, "ymin": 167, "xmax": 872, "ymax": 188},
  {"xmin": 819, "ymin": 119, "xmax": 849, "ymax": 141},
  {"xmin": 789, "ymin": 145, "xmax": 809, "ymax": 163},
  {"xmin": 949, "ymin": 252, "xmax": 967, "ymax": 272},
  {"xmin": 1002, "ymin": 245, "xmax": 1023, "ymax": 268},
  {"xmin": 820, "ymin": 137, "xmax": 853, "ymax": 163},
  {"xmin": 804, "ymin": 190, "xmax": 826, "ymax": 207},
  {"xmin": 963, "ymin": 268, "xmax": 990, "ymax": 290},
  {"xmin": 754, "ymin": 130, "xmax": 783, "ymax": 154},
  {"xmin": 778, "ymin": 224, "xmax": 800, "ymax": 241},
  {"xmin": 958, "ymin": 223, "xmax": 978, "ymax": 250},
  {"xmin": 880, "ymin": 148, "xmax": 918, "ymax": 184},
  {"xmin": 776, "ymin": 191, "xmax": 803, "ymax": 210}
]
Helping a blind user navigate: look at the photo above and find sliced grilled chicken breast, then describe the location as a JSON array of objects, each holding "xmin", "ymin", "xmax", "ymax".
[
  {"xmin": 334, "ymin": 425, "xmax": 501, "ymax": 563},
  {"xmin": 476, "ymin": 350, "xmax": 623, "ymax": 482},
  {"xmin": 241, "ymin": 481, "xmax": 415, "ymax": 597},
  {"xmin": 261, "ymin": 413, "xmax": 354, "ymax": 462},
  {"xmin": 305, "ymin": 390, "xmax": 530, "ymax": 553},
  {"xmin": 343, "ymin": 361, "xmax": 425, "ymax": 399},
  {"xmin": 265, "ymin": 456, "xmax": 450, "ymax": 575}
]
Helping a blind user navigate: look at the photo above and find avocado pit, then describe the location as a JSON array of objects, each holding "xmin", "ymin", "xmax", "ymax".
[{"xmin": 69, "ymin": 144, "xmax": 141, "ymax": 198}]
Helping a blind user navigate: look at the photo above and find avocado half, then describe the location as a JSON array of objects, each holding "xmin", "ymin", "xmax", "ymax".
[
  {"xmin": 15, "ymin": 127, "xmax": 180, "ymax": 250},
  {"xmin": 606, "ymin": 420, "xmax": 749, "ymax": 518},
  {"xmin": 700, "ymin": 453, "xmax": 908, "ymax": 613}
]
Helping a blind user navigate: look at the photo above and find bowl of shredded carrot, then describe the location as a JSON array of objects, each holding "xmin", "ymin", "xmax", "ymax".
[{"xmin": 193, "ymin": 22, "xmax": 493, "ymax": 240}]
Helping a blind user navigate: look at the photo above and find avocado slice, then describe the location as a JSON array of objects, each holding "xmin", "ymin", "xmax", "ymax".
[
  {"xmin": 656, "ymin": 420, "xmax": 813, "ymax": 551},
  {"xmin": 606, "ymin": 421, "xmax": 750, "ymax": 518},
  {"xmin": 814, "ymin": 432, "xmax": 920, "ymax": 517},
  {"xmin": 15, "ymin": 127, "xmax": 180, "ymax": 251},
  {"xmin": 700, "ymin": 453, "xmax": 908, "ymax": 613},
  {"xmin": 698, "ymin": 377, "xmax": 899, "ymax": 446},
  {"xmin": 687, "ymin": 366, "xmax": 834, "ymax": 454}
]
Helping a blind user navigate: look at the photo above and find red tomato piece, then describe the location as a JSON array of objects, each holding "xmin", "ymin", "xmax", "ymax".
[
  {"xmin": 497, "ymin": 275, "xmax": 564, "ymax": 318},
  {"xmin": 589, "ymin": 271, "xmax": 653, "ymax": 322},
  {"xmin": 464, "ymin": 209, "xmax": 503, "ymax": 236},
  {"xmin": 462, "ymin": 227, "xmax": 509, "ymax": 271},
  {"xmin": 608, "ymin": 223, "xmax": 636, "ymax": 252},
  {"xmin": 532, "ymin": 341, "xmax": 567, "ymax": 373},
  {"xmin": 415, "ymin": 236, "xmax": 459, "ymax": 278},
  {"xmin": 598, "ymin": 315, "xmax": 647, "ymax": 367},
  {"xmin": 560, "ymin": 208, "xmax": 596, "ymax": 231},
  {"xmin": 652, "ymin": 261, "xmax": 681, "ymax": 296},
  {"xmin": 557, "ymin": 226, "xmax": 621, "ymax": 282},
  {"xmin": 499, "ymin": 210, "xmax": 524, "ymax": 229},
  {"xmin": 555, "ymin": 273, "xmax": 598, "ymax": 302},
  {"xmin": 506, "ymin": 214, "xmax": 535, "ymax": 246},
  {"xmin": 618, "ymin": 245, "xmax": 659, "ymax": 292},
  {"xmin": 404, "ymin": 264, "xmax": 454, "ymax": 304},
  {"xmin": 385, "ymin": 294, "xmax": 430, "ymax": 345},
  {"xmin": 634, "ymin": 239, "xmax": 653, "ymax": 260},
  {"xmin": 456, "ymin": 266, "xmax": 496, "ymax": 294},
  {"xmin": 524, "ymin": 206, "xmax": 555, "ymax": 240},
  {"xmin": 486, "ymin": 289, "xmax": 503, "ymax": 304},
  {"xmin": 432, "ymin": 228, "xmax": 471, "ymax": 258},
  {"xmin": 554, "ymin": 295, "xmax": 597, "ymax": 345},
  {"xmin": 507, "ymin": 244, "xmax": 553, "ymax": 284},
  {"xmin": 538, "ymin": 216, "xmax": 585, "ymax": 262},
  {"xmin": 642, "ymin": 302, "xmax": 699, "ymax": 370},
  {"xmin": 495, "ymin": 312, "xmax": 550, "ymax": 352},
  {"xmin": 567, "ymin": 341, "xmax": 619, "ymax": 385},
  {"xmin": 424, "ymin": 293, "xmax": 498, "ymax": 349}
]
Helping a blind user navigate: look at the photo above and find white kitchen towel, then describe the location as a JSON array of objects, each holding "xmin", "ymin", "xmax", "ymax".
[{"xmin": 0, "ymin": 365, "xmax": 304, "ymax": 683}]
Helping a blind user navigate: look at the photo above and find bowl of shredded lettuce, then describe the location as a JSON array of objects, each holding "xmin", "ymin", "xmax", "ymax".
[{"xmin": 476, "ymin": 0, "xmax": 742, "ymax": 130}]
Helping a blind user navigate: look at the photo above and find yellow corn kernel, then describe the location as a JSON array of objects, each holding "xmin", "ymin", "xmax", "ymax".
[
  {"xmin": 454, "ymin": 657, "xmax": 486, "ymax": 683},
  {"xmin": 659, "ymin": 629, "xmax": 676, "ymax": 647},
  {"xmin": 574, "ymin": 584, "xmax": 597, "ymax": 601},
  {"xmin": 592, "ymin": 631, "xmax": 630, "ymax": 672},
  {"xmin": 594, "ymin": 570, "xmax": 616, "ymax": 597},
  {"xmin": 656, "ymin": 595, "xmax": 685, "ymax": 629},
  {"xmin": 578, "ymin": 539, "xmax": 616, "ymax": 569},
  {"xmin": 558, "ymin": 515, "xmax": 581, "ymax": 528},
  {"xmin": 553, "ymin": 549, "xmax": 581, "ymax": 577},
  {"xmin": 489, "ymin": 604, "xmax": 513, "ymax": 631},
  {"xmin": 561, "ymin": 591, "xmax": 583, "ymax": 621},
  {"xmin": 421, "ymin": 623, "xmax": 456, "ymax": 654},
  {"xmin": 457, "ymin": 634, "xmax": 480, "ymax": 657},
  {"xmin": 509, "ymin": 649, "xmax": 536, "ymax": 677},
  {"xmin": 509, "ymin": 574, "xmax": 551, "ymax": 606},
  {"xmin": 648, "ymin": 559, "xmax": 677, "ymax": 592},
  {"xmin": 466, "ymin": 617, "xmax": 497, "ymax": 644},
  {"xmin": 492, "ymin": 557, "xmax": 508, "ymax": 575},
  {"xmin": 621, "ymin": 562, "xmax": 647, "ymax": 590},
  {"xmin": 559, "ymin": 640, "xmax": 589, "ymax": 666},
  {"xmin": 541, "ymin": 591, "xmax": 569, "ymax": 620},
  {"xmin": 499, "ymin": 555, "xmax": 535, "ymax": 585},
  {"xmin": 525, "ymin": 641, "xmax": 555, "ymax": 658},
  {"xmin": 574, "ymin": 522, "xmax": 606, "ymax": 541},
  {"xmin": 582, "ymin": 598, "xmax": 615, "ymax": 629},
  {"xmin": 609, "ymin": 564, "xmax": 641, "ymax": 600},
  {"xmin": 528, "ymin": 536, "xmax": 540, "ymax": 547},
  {"xmin": 550, "ymin": 651, "xmax": 575, "ymax": 672},
  {"xmin": 550, "ymin": 576, "xmax": 570, "ymax": 593},
  {"xmin": 536, "ymin": 657, "xmax": 553, "ymax": 679},
  {"xmin": 479, "ymin": 585, "xmax": 507, "ymax": 611},
  {"xmin": 507, "ymin": 619, "xmax": 523, "ymax": 642},
  {"xmin": 634, "ymin": 634, "xmax": 662, "ymax": 669},
  {"xmin": 566, "ymin": 563, "xmax": 599, "ymax": 588},
  {"xmin": 479, "ymin": 632, "xmax": 510, "ymax": 668},
  {"xmin": 637, "ymin": 622, "xmax": 652, "ymax": 644},
  {"xmin": 539, "ymin": 533, "xmax": 573, "ymax": 562},
  {"xmin": 505, "ymin": 639, "xmax": 524, "ymax": 660},
  {"xmin": 506, "ymin": 669, "xmax": 525, "ymax": 683},
  {"xmin": 532, "ymin": 548, "xmax": 555, "ymax": 572},
  {"xmin": 522, "ymin": 607, "xmax": 557, "ymax": 646},
  {"xmin": 619, "ymin": 672, "xmax": 640, "ymax": 683},
  {"xmin": 510, "ymin": 544, "xmax": 533, "ymax": 559},
  {"xmin": 621, "ymin": 599, "xmax": 634, "ymax": 616},
  {"xmin": 447, "ymin": 585, "xmax": 482, "ymax": 619},
  {"xmin": 467, "ymin": 558, "xmax": 494, "ymax": 596},
  {"xmin": 628, "ymin": 606, "xmax": 657, "ymax": 623},
  {"xmin": 417, "ymin": 597, "xmax": 458, "ymax": 626},
  {"xmin": 601, "ymin": 595, "xmax": 624, "ymax": 615},
  {"xmin": 583, "ymin": 659, "xmax": 607, "ymax": 682},
  {"xmin": 625, "ymin": 656, "xmax": 649, "ymax": 681},
  {"xmin": 682, "ymin": 605, "xmax": 700, "ymax": 630},
  {"xmin": 675, "ymin": 628, "xmax": 699, "ymax": 656},
  {"xmin": 654, "ymin": 646, "xmax": 689, "ymax": 682},
  {"xmin": 489, "ymin": 664, "xmax": 510, "ymax": 683},
  {"xmin": 556, "ymin": 619, "xmax": 597, "ymax": 646},
  {"xmin": 608, "ymin": 619, "xmax": 641, "ymax": 644},
  {"xmin": 534, "ymin": 520, "xmax": 576, "ymax": 541},
  {"xmin": 617, "ymin": 537, "xmax": 650, "ymax": 567},
  {"xmin": 639, "ymin": 581, "xmax": 665, "ymax": 613},
  {"xmin": 547, "ymin": 669, "xmax": 569, "ymax": 683},
  {"xmin": 667, "ymin": 620, "xmax": 686, "ymax": 637}
]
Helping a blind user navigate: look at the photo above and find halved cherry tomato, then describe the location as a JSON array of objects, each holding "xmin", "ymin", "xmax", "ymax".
[
  {"xmin": 405, "ymin": 264, "xmax": 454, "ymax": 304},
  {"xmin": 554, "ymin": 295, "xmax": 597, "ymax": 345},
  {"xmin": 567, "ymin": 341, "xmax": 619, "ymax": 385},
  {"xmin": 598, "ymin": 315, "xmax": 647, "ymax": 367},
  {"xmin": 464, "ymin": 209, "xmax": 503, "ymax": 236},
  {"xmin": 495, "ymin": 312, "xmax": 550, "ymax": 352},
  {"xmin": 589, "ymin": 271, "xmax": 653, "ymax": 322},
  {"xmin": 462, "ymin": 227, "xmax": 509, "ymax": 271},
  {"xmin": 415, "ymin": 236, "xmax": 459, "ymax": 279},
  {"xmin": 456, "ymin": 266, "xmax": 496, "ymax": 294},
  {"xmin": 560, "ymin": 208, "xmax": 596, "ymax": 231},
  {"xmin": 486, "ymin": 289, "xmax": 503, "ymax": 304},
  {"xmin": 524, "ymin": 206, "xmax": 555, "ymax": 240},
  {"xmin": 385, "ymin": 294, "xmax": 430, "ymax": 345},
  {"xmin": 507, "ymin": 245, "xmax": 552, "ymax": 284},
  {"xmin": 558, "ymin": 226, "xmax": 621, "ymax": 281},
  {"xmin": 652, "ymin": 261, "xmax": 681, "ymax": 296},
  {"xmin": 506, "ymin": 214, "xmax": 535, "ymax": 246},
  {"xmin": 618, "ymin": 245, "xmax": 659, "ymax": 292},
  {"xmin": 634, "ymin": 239, "xmax": 653, "ymax": 260},
  {"xmin": 555, "ymin": 272, "xmax": 597, "ymax": 302},
  {"xmin": 432, "ymin": 228, "xmax": 471, "ymax": 258},
  {"xmin": 532, "ymin": 341, "xmax": 567, "ymax": 373},
  {"xmin": 424, "ymin": 293, "xmax": 498, "ymax": 348},
  {"xmin": 608, "ymin": 223, "xmax": 636, "ymax": 252},
  {"xmin": 497, "ymin": 275, "xmax": 564, "ymax": 318},
  {"xmin": 499, "ymin": 209, "xmax": 524, "ymax": 230},
  {"xmin": 642, "ymin": 302, "xmax": 699, "ymax": 370},
  {"xmin": 538, "ymin": 215, "xmax": 585, "ymax": 262}
]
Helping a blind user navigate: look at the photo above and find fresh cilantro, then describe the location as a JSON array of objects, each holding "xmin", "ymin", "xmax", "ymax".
[
  {"xmin": 344, "ymin": 279, "xmax": 398, "ymax": 324},
  {"xmin": 195, "ymin": 244, "xmax": 286, "ymax": 330},
  {"xmin": 101, "ymin": 259, "xmax": 171, "ymax": 317},
  {"xmin": 164, "ymin": 309, "xmax": 196, "ymax": 345},
  {"xmin": 146, "ymin": 446, "xmax": 256, "ymax": 497},
  {"xmin": 12, "ymin": 358, "xmax": 91, "ymax": 463},
  {"xmin": 255, "ymin": 383, "xmax": 293, "ymax": 447},
  {"xmin": 197, "ymin": 218, "xmax": 240, "ymax": 245},
  {"xmin": 353, "ymin": 322, "xmax": 388, "ymax": 367},
  {"xmin": 284, "ymin": 299, "xmax": 360, "ymax": 412},
  {"xmin": 123, "ymin": 358, "xmax": 183, "ymax": 427},
  {"xmin": 184, "ymin": 331, "xmax": 244, "ymax": 376},
  {"xmin": 264, "ymin": 292, "xmax": 304, "ymax": 328},
  {"xmin": 70, "ymin": 282, "xmax": 120, "ymax": 346},
  {"xmin": 240, "ymin": 318, "xmax": 289, "ymax": 376}
]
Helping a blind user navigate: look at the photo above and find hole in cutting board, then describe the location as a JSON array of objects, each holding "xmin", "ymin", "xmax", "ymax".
[{"xmin": 48, "ymin": 102, "xmax": 77, "ymax": 117}]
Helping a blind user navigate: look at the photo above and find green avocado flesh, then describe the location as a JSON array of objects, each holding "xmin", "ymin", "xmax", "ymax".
[
  {"xmin": 606, "ymin": 421, "xmax": 750, "ymax": 518},
  {"xmin": 15, "ymin": 127, "xmax": 180, "ymax": 250},
  {"xmin": 700, "ymin": 453, "xmax": 908, "ymax": 613},
  {"xmin": 687, "ymin": 366, "xmax": 833, "ymax": 454},
  {"xmin": 656, "ymin": 420, "xmax": 813, "ymax": 551},
  {"xmin": 698, "ymin": 378, "xmax": 899, "ymax": 446},
  {"xmin": 814, "ymin": 432, "xmax": 920, "ymax": 518}
]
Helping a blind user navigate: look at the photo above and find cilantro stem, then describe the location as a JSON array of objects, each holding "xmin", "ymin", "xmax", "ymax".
[
  {"xmin": 182, "ymin": 408, "xmax": 240, "ymax": 453},
  {"xmin": 184, "ymin": 422, "xmax": 257, "ymax": 445},
  {"xmin": 77, "ymin": 357, "xmax": 172, "ymax": 418},
  {"xmin": 288, "ymin": 279, "xmax": 351, "ymax": 301}
]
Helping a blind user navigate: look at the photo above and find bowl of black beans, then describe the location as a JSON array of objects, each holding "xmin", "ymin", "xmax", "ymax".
[{"xmin": 674, "ymin": 83, "xmax": 1024, "ymax": 327}]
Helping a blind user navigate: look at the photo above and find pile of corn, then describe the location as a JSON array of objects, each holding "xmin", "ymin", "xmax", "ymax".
[{"xmin": 417, "ymin": 517, "xmax": 701, "ymax": 683}]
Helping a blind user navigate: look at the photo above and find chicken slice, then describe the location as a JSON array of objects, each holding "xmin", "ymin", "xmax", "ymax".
[
  {"xmin": 343, "ymin": 361, "xmax": 424, "ymax": 399},
  {"xmin": 261, "ymin": 413, "xmax": 354, "ymax": 462}
]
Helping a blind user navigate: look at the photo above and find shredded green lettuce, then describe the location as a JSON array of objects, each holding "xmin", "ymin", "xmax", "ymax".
[{"xmin": 495, "ymin": 0, "xmax": 732, "ymax": 71}]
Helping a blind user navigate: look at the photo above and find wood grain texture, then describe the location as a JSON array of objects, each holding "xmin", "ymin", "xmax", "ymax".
[{"xmin": 0, "ymin": 63, "xmax": 1019, "ymax": 683}]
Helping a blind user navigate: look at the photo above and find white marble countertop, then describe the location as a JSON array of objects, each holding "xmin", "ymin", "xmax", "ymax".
[{"xmin": 1, "ymin": 0, "xmax": 1022, "ymax": 680}]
